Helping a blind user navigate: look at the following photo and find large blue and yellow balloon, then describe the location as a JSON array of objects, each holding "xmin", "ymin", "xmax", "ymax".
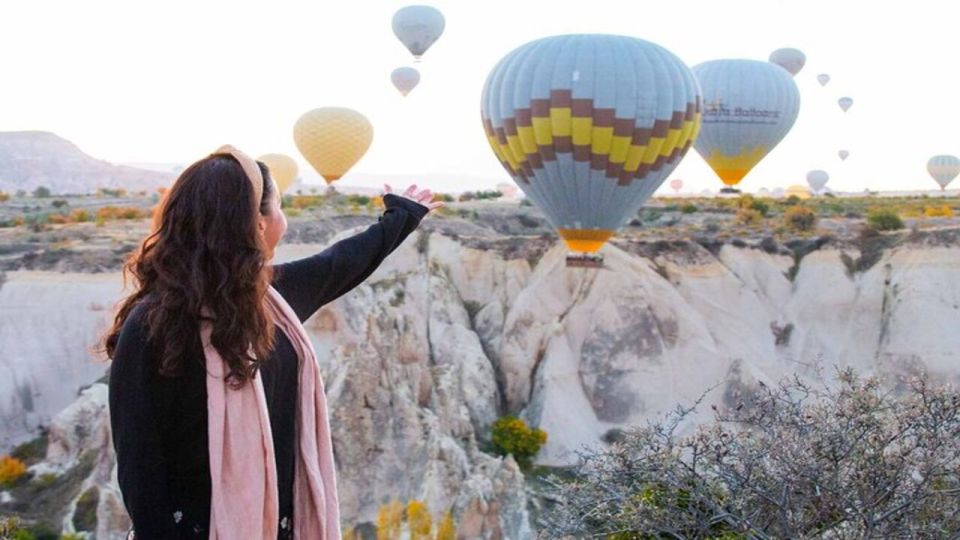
[
  {"xmin": 481, "ymin": 34, "xmax": 701, "ymax": 253},
  {"xmin": 692, "ymin": 59, "xmax": 800, "ymax": 188}
]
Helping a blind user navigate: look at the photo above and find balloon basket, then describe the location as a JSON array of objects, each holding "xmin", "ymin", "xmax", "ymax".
[
  {"xmin": 719, "ymin": 187, "xmax": 741, "ymax": 195},
  {"xmin": 566, "ymin": 253, "xmax": 604, "ymax": 268}
]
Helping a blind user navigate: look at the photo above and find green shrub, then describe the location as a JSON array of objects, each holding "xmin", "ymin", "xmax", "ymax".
[
  {"xmin": 738, "ymin": 195, "xmax": 770, "ymax": 217},
  {"xmin": 680, "ymin": 203, "xmax": 698, "ymax": 214},
  {"xmin": 866, "ymin": 207, "xmax": 904, "ymax": 231},
  {"xmin": 491, "ymin": 415, "xmax": 547, "ymax": 470},
  {"xmin": 32, "ymin": 186, "xmax": 51, "ymax": 198},
  {"xmin": 783, "ymin": 206, "xmax": 817, "ymax": 232}
]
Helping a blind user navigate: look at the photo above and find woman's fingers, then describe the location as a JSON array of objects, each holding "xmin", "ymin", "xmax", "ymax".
[
  {"xmin": 383, "ymin": 184, "xmax": 393, "ymax": 194},
  {"xmin": 403, "ymin": 184, "xmax": 418, "ymax": 198},
  {"xmin": 416, "ymin": 189, "xmax": 433, "ymax": 203},
  {"xmin": 426, "ymin": 201, "xmax": 445, "ymax": 210}
]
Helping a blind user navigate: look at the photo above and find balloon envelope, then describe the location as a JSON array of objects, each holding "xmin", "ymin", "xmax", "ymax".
[
  {"xmin": 927, "ymin": 155, "xmax": 960, "ymax": 190},
  {"xmin": 769, "ymin": 48, "xmax": 805, "ymax": 76},
  {"xmin": 293, "ymin": 107, "xmax": 373, "ymax": 184},
  {"xmin": 481, "ymin": 34, "xmax": 702, "ymax": 253},
  {"xmin": 785, "ymin": 184, "xmax": 812, "ymax": 199},
  {"xmin": 817, "ymin": 73, "xmax": 831, "ymax": 86},
  {"xmin": 838, "ymin": 97, "xmax": 853, "ymax": 112},
  {"xmin": 838, "ymin": 149, "xmax": 849, "ymax": 161},
  {"xmin": 669, "ymin": 179, "xmax": 684, "ymax": 192},
  {"xmin": 392, "ymin": 5, "xmax": 445, "ymax": 59},
  {"xmin": 692, "ymin": 59, "xmax": 800, "ymax": 187},
  {"xmin": 391, "ymin": 66, "xmax": 421, "ymax": 96},
  {"xmin": 806, "ymin": 169, "xmax": 829, "ymax": 192},
  {"xmin": 257, "ymin": 153, "xmax": 298, "ymax": 194}
]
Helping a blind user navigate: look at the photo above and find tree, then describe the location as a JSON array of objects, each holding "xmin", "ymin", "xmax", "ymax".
[
  {"xmin": 435, "ymin": 511, "xmax": 456, "ymax": 540},
  {"xmin": 542, "ymin": 368, "xmax": 960, "ymax": 538},
  {"xmin": 32, "ymin": 186, "xmax": 51, "ymax": 198},
  {"xmin": 867, "ymin": 207, "xmax": 905, "ymax": 231},
  {"xmin": 407, "ymin": 500, "xmax": 433, "ymax": 540},
  {"xmin": 491, "ymin": 415, "xmax": 547, "ymax": 470},
  {"xmin": 784, "ymin": 206, "xmax": 817, "ymax": 232},
  {"xmin": 377, "ymin": 500, "xmax": 404, "ymax": 540}
]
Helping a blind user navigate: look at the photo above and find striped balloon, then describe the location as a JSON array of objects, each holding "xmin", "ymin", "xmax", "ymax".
[
  {"xmin": 838, "ymin": 149, "xmax": 849, "ymax": 161},
  {"xmin": 817, "ymin": 73, "xmax": 831, "ymax": 86},
  {"xmin": 692, "ymin": 59, "xmax": 800, "ymax": 188},
  {"xmin": 927, "ymin": 155, "xmax": 960, "ymax": 190},
  {"xmin": 481, "ymin": 34, "xmax": 702, "ymax": 253},
  {"xmin": 838, "ymin": 97, "xmax": 853, "ymax": 112}
]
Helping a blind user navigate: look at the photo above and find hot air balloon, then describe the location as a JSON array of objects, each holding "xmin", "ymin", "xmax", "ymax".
[
  {"xmin": 769, "ymin": 48, "xmax": 805, "ymax": 76},
  {"xmin": 390, "ymin": 67, "xmax": 421, "ymax": 96},
  {"xmin": 669, "ymin": 179, "xmax": 684, "ymax": 193},
  {"xmin": 806, "ymin": 170, "xmax": 829, "ymax": 194},
  {"xmin": 927, "ymin": 155, "xmax": 960, "ymax": 191},
  {"xmin": 392, "ymin": 5, "xmax": 445, "ymax": 61},
  {"xmin": 293, "ymin": 107, "xmax": 373, "ymax": 184},
  {"xmin": 496, "ymin": 182, "xmax": 520, "ymax": 199},
  {"xmin": 257, "ymin": 153, "xmax": 298, "ymax": 194},
  {"xmin": 785, "ymin": 184, "xmax": 812, "ymax": 199},
  {"xmin": 481, "ymin": 34, "xmax": 702, "ymax": 265},
  {"xmin": 692, "ymin": 59, "xmax": 800, "ymax": 192},
  {"xmin": 838, "ymin": 149, "xmax": 850, "ymax": 161},
  {"xmin": 817, "ymin": 73, "xmax": 830, "ymax": 86},
  {"xmin": 838, "ymin": 97, "xmax": 853, "ymax": 112}
]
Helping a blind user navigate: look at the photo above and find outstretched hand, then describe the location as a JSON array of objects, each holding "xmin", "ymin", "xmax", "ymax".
[{"xmin": 383, "ymin": 184, "xmax": 444, "ymax": 212}]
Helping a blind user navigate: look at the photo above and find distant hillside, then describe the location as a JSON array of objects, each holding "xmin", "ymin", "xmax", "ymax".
[{"xmin": 0, "ymin": 131, "xmax": 173, "ymax": 194}]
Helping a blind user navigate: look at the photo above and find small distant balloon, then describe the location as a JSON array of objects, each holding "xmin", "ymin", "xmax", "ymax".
[
  {"xmin": 257, "ymin": 153, "xmax": 298, "ymax": 194},
  {"xmin": 806, "ymin": 170, "xmax": 829, "ymax": 193},
  {"xmin": 669, "ymin": 179, "xmax": 684, "ymax": 193},
  {"xmin": 927, "ymin": 155, "xmax": 960, "ymax": 191},
  {"xmin": 838, "ymin": 149, "xmax": 850, "ymax": 161},
  {"xmin": 817, "ymin": 74, "xmax": 831, "ymax": 86},
  {"xmin": 838, "ymin": 97, "xmax": 854, "ymax": 112},
  {"xmin": 392, "ymin": 5, "xmax": 445, "ymax": 61},
  {"xmin": 769, "ymin": 48, "xmax": 805, "ymax": 76},
  {"xmin": 390, "ymin": 67, "xmax": 421, "ymax": 96}
]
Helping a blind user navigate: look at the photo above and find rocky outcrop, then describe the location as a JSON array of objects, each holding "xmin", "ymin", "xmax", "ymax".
[
  {"xmin": 0, "ymin": 131, "xmax": 173, "ymax": 194},
  {"xmin": 2, "ymin": 224, "xmax": 958, "ymax": 538}
]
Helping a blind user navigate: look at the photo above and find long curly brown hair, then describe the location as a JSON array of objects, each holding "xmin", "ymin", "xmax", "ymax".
[{"xmin": 103, "ymin": 154, "xmax": 277, "ymax": 389}]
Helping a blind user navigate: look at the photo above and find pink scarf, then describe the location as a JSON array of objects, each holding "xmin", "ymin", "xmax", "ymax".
[{"xmin": 202, "ymin": 286, "xmax": 340, "ymax": 540}]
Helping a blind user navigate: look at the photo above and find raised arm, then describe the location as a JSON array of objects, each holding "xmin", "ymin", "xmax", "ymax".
[
  {"xmin": 108, "ymin": 307, "xmax": 179, "ymax": 539},
  {"xmin": 272, "ymin": 192, "xmax": 430, "ymax": 322}
]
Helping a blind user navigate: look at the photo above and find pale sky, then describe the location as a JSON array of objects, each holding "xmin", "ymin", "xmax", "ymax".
[{"xmin": 0, "ymin": 0, "xmax": 957, "ymax": 194}]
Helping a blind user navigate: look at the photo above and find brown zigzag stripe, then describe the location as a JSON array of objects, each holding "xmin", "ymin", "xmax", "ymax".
[{"xmin": 482, "ymin": 97, "xmax": 699, "ymax": 186}]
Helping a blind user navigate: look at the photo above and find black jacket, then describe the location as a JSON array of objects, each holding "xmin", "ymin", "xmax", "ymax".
[{"xmin": 109, "ymin": 194, "xmax": 428, "ymax": 539}]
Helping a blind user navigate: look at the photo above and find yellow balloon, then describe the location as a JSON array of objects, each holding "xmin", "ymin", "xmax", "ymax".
[
  {"xmin": 784, "ymin": 184, "xmax": 812, "ymax": 199},
  {"xmin": 257, "ymin": 153, "xmax": 298, "ymax": 194},
  {"xmin": 293, "ymin": 107, "xmax": 373, "ymax": 184}
]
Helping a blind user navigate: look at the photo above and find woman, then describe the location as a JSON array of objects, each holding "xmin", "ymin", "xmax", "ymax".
[{"xmin": 104, "ymin": 146, "xmax": 442, "ymax": 539}]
